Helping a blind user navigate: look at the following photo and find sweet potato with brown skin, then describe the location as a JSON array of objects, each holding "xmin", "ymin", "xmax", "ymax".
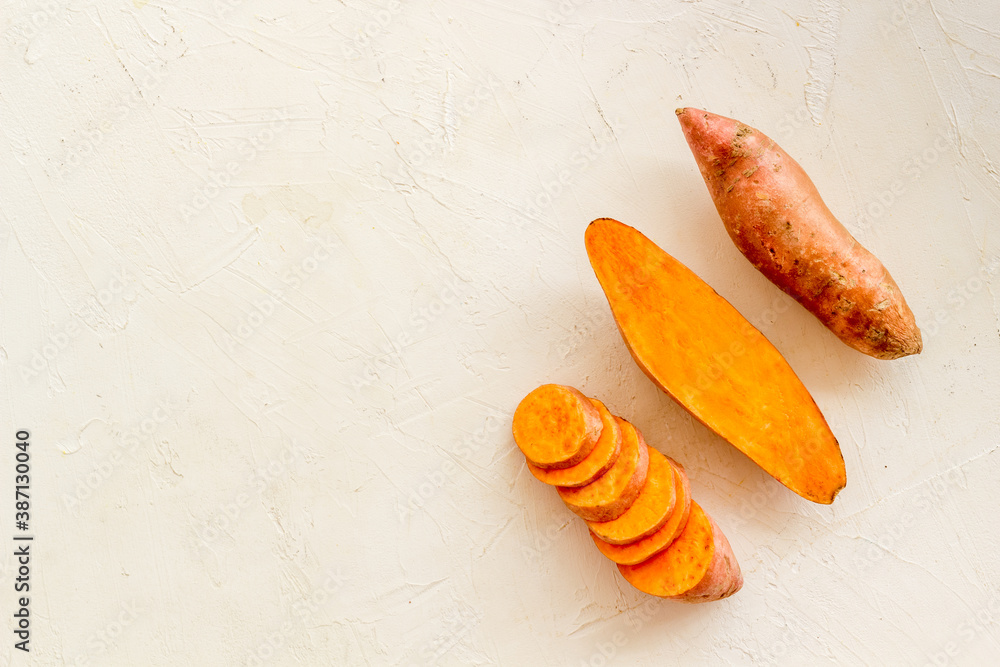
[
  {"xmin": 586, "ymin": 218, "xmax": 846, "ymax": 504},
  {"xmin": 676, "ymin": 107, "xmax": 922, "ymax": 360},
  {"xmin": 617, "ymin": 502, "xmax": 742, "ymax": 602},
  {"xmin": 513, "ymin": 384, "xmax": 602, "ymax": 469},
  {"xmin": 526, "ymin": 399, "xmax": 621, "ymax": 488},
  {"xmin": 558, "ymin": 418, "xmax": 649, "ymax": 522}
]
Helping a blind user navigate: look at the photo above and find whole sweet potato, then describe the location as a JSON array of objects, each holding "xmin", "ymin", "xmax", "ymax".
[{"xmin": 676, "ymin": 107, "xmax": 922, "ymax": 360}]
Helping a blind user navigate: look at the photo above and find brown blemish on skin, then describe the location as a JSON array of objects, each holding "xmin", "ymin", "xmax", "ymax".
[{"xmin": 866, "ymin": 328, "xmax": 887, "ymax": 342}]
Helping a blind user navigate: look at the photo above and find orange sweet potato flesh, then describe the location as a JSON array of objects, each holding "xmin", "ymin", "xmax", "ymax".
[
  {"xmin": 585, "ymin": 218, "xmax": 846, "ymax": 504},
  {"xmin": 527, "ymin": 399, "xmax": 621, "ymax": 488},
  {"xmin": 676, "ymin": 107, "xmax": 921, "ymax": 360},
  {"xmin": 617, "ymin": 502, "xmax": 742, "ymax": 602},
  {"xmin": 513, "ymin": 384, "xmax": 602, "ymax": 469},
  {"xmin": 558, "ymin": 418, "xmax": 649, "ymax": 522},
  {"xmin": 590, "ymin": 461, "xmax": 691, "ymax": 565},
  {"xmin": 668, "ymin": 512, "xmax": 743, "ymax": 603},
  {"xmin": 586, "ymin": 445, "xmax": 676, "ymax": 545}
]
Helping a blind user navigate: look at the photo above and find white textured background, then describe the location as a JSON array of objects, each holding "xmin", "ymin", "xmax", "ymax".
[{"xmin": 1, "ymin": 0, "xmax": 999, "ymax": 665}]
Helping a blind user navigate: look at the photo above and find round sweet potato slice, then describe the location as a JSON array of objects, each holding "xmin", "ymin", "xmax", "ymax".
[
  {"xmin": 558, "ymin": 418, "xmax": 649, "ymax": 522},
  {"xmin": 586, "ymin": 445, "xmax": 676, "ymax": 544},
  {"xmin": 513, "ymin": 384, "xmax": 602, "ymax": 469},
  {"xmin": 590, "ymin": 461, "xmax": 691, "ymax": 565},
  {"xmin": 527, "ymin": 399, "xmax": 621, "ymax": 487}
]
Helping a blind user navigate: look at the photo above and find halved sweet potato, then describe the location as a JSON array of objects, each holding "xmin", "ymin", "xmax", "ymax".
[
  {"xmin": 617, "ymin": 501, "xmax": 742, "ymax": 602},
  {"xmin": 586, "ymin": 445, "xmax": 675, "ymax": 544},
  {"xmin": 558, "ymin": 418, "xmax": 649, "ymax": 522},
  {"xmin": 527, "ymin": 399, "xmax": 621, "ymax": 488},
  {"xmin": 590, "ymin": 461, "xmax": 691, "ymax": 565},
  {"xmin": 585, "ymin": 218, "xmax": 846, "ymax": 504},
  {"xmin": 513, "ymin": 384, "xmax": 602, "ymax": 469}
]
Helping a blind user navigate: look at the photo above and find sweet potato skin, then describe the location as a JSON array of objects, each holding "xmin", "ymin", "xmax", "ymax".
[
  {"xmin": 585, "ymin": 218, "xmax": 846, "ymax": 504},
  {"xmin": 667, "ymin": 513, "xmax": 742, "ymax": 603},
  {"xmin": 676, "ymin": 107, "xmax": 921, "ymax": 360}
]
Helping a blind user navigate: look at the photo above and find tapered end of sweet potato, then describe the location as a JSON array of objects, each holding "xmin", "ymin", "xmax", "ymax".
[{"xmin": 675, "ymin": 107, "xmax": 757, "ymax": 176}]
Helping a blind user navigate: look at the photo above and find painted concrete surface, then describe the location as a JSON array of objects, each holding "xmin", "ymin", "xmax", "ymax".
[{"xmin": 1, "ymin": 0, "xmax": 999, "ymax": 664}]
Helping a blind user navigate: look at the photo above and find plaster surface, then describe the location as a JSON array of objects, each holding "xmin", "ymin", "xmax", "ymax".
[{"xmin": 1, "ymin": 1, "xmax": 999, "ymax": 665}]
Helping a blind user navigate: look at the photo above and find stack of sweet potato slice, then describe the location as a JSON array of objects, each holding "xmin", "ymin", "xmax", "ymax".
[{"xmin": 513, "ymin": 384, "xmax": 742, "ymax": 602}]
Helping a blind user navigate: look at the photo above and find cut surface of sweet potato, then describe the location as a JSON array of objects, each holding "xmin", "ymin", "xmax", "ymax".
[
  {"xmin": 558, "ymin": 418, "xmax": 649, "ymax": 522},
  {"xmin": 617, "ymin": 501, "xmax": 740, "ymax": 601},
  {"xmin": 513, "ymin": 384, "xmax": 602, "ymax": 469},
  {"xmin": 591, "ymin": 461, "xmax": 691, "ymax": 565},
  {"xmin": 668, "ymin": 513, "xmax": 743, "ymax": 603},
  {"xmin": 585, "ymin": 218, "xmax": 846, "ymax": 504},
  {"xmin": 527, "ymin": 399, "xmax": 621, "ymax": 488},
  {"xmin": 586, "ymin": 445, "xmax": 676, "ymax": 544}
]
